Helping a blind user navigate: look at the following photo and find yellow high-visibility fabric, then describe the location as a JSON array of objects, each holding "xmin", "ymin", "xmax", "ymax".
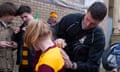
[{"xmin": 35, "ymin": 47, "xmax": 64, "ymax": 72}]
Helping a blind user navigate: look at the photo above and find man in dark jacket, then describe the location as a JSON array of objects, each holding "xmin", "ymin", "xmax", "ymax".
[
  {"xmin": 56, "ymin": 2, "xmax": 107, "ymax": 72},
  {"xmin": 14, "ymin": 5, "xmax": 34, "ymax": 72}
]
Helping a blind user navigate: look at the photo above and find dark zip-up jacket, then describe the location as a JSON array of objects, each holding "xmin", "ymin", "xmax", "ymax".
[
  {"xmin": 13, "ymin": 23, "xmax": 34, "ymax": 68},
  {"xmin": 56, "ymin": 13, "xmax": 105, "ymax": 72}
]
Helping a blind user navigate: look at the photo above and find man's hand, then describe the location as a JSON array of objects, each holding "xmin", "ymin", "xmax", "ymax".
[
  {"xmin": 14, "ymin": 27, "xmax": 20, "ymax": 34},
  {"xmin": 54, "ymin": 38, "xmax": 67, "ymax": 48},
  {"xmin": 0, "ymin": 41, "xmax": 17, "ymax": 48},
  {"xmin": 9, "ymin": 41, "xmax": 17, "ymax": 48},
  {"xmin": 0, "ymin": 41, "xmax": 11, "ymax": 48}
]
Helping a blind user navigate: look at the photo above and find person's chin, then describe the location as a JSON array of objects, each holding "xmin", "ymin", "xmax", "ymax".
[
  {"xmin": 83, "ymin": 27, "xmax": 88, "ymax": 30},
  {"xmin": 84, "ymin": 28, "xmax": 91, "ymax": 30}
]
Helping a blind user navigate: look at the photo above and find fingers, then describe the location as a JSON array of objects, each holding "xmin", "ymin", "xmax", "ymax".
[
  {"xmin": 0, "ymin": 41, "xmax": 17, "ymax": 48},
  {"xmin": 64, "ymin": 58, "xmax": 73, "ymax": 68},
  {"xmin": 54, "ymin": 38, "xmax": 67, "ymax": 48},
  {"xmin": 1, "ymin": 45, "xmax": 8, "ymax": 48},
  {"xmin": 0, "ymin": 41, "xmax": 10, "ymax": 48},
  {"xmin": 64, "ymin": 61, "xmax": 72, "ymax": 68},
  {"xmin": 8, "ymin": 41, "xmax": 17, "ymax": 48}
]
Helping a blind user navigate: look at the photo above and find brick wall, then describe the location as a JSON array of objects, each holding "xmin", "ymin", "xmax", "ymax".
[
  {"xmin": 0, "ymin": 0, "xmax": 83, "ymax": 27},
  {"xmin": 111, "ymin": 34, "xmax": 120, "ymax": 44}
]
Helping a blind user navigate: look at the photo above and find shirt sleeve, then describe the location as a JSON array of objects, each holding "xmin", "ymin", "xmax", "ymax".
[
  {"xmin": 56, "ymin": 14, "xmax": 74, "ymax": 39},
  {"xmin": 38, "ymin": 64, "xmax": 54, "ymax": 72}
]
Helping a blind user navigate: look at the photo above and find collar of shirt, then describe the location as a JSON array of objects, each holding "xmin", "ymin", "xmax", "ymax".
[{"xmin": 0, "ymin": 20, "xmax": 9, "ymax": 28}]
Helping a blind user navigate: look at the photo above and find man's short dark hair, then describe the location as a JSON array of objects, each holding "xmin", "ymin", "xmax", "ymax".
[
  {"xmin": 16, "ymin": 5, "xmax": 32, "ymax": 16},
  {"xmin": 0, "ymin": 2, "xmax": 17, "ymax": 17},
  {"xmin": 88, "ymin": 2, "xmax": 107, "ymax": 21}
]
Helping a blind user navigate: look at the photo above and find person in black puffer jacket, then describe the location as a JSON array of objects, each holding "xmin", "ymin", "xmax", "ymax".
[{"xmin": 56, "ymin": 2, "xmax": 107, "ymax": 72}]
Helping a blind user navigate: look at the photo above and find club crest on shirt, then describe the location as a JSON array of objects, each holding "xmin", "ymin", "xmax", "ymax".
[{"xmin": 79, "ymin": 36, "xmax": 87, "ymax": 44}]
